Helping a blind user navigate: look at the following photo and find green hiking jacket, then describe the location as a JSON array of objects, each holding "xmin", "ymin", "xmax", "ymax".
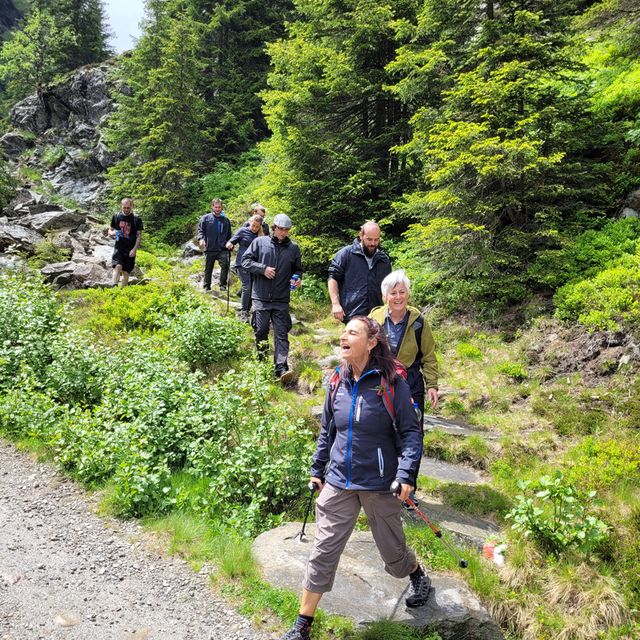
[{"xmin": 369, "ymin": 305, "xmax": 438, "ymax": 389}]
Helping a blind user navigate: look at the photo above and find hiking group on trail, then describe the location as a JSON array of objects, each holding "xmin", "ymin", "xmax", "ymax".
[{"xmin": 107, "ymin": 197, "xmax": 441, "ymax": 636}]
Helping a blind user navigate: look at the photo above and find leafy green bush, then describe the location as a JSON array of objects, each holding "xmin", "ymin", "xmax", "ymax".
[
  {"xmin": 0, "ymin": 272, "xmax": 63, "ymax": 385},
  {"xmin": 455, "ymin": 342, "xmax": 483, "ymax": 360},
  {"xmin": 27, "ymin": 240, "xmax": 72, "ymax": 269},
  {"xmin": 167, "ymin": 307, "xmax": 249, "ymax": 368},
  {"xmin": 564, "ymin": 437, "xmax": 640, "ymax": 492},
  {"xmin": 47, "ymin": 406, "xmax": 120, "ymax": 485},
  {"xmin": 506, "ymin": 471, "xmax": 608, "ymax": 557},
  {"xmin": 110, "ymin": 443, "xmax": 174, "ymax": 517},
  {"xmin": 529, "ymin": 218, "xmax": 640, "ymax": 289},
  {"xmin": 66, "ymin": 282, "xmax": 202, "ymax": 335},
  {"xmin": 297, "ymin": 273, "xmax": 328, "ymax": 304},
  {"xmin": 496, "ymin": 361, "xmax": 528, "ymax": 382},
  {"xmin": 554, "ymin": 250, "xmax": 640, "ymax": 331},
  {"xmin": 44, "ymin": 330, "xmax": 110, "ymax": 406},
  {"xmin": 0, "ymin": 382, "xmax": 61, "ymax": 442}
]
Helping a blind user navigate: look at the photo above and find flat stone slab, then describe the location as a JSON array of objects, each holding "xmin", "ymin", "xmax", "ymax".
[
  {"xmin": 407, "ymin": 497, "xmax": 500, "ymax": 550},
  {"xmin": 253, "ymin": 522, "xmax": 503, "ymax": 640},
  {"xmin": 420, "ymin": 456, "xmax": 487, "ymax": 485},
  {"xmin": 425, "ymin": 416, "xmax": 500, "ymax": 440}
]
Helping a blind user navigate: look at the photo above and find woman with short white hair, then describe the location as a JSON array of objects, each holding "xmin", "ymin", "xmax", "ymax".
[{"xmin": 370, "ymin": 269, "xmax": 439, "ymax": 419}]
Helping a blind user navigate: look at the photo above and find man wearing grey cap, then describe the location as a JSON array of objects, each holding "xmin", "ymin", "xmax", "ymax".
[{"xmin": 242, "ymin": 213, "xmax": 303, "ymax": 382}]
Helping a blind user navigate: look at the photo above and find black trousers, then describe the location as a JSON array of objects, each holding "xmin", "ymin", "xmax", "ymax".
[
  {"xmin": 204, "ymin": 250, "xmax": 230, "ymax": 288},
  {"xmin": 236, "ymin": 266, "xmax": 252, "ymax": 312},
  {"xmin": 252, "ymin": 306, "xmax": 292, "ymax": 371}
]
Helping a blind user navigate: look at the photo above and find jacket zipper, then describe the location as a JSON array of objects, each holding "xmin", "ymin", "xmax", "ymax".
[{"xmin": 345, "ymin": 369, "xmax": 377, "ymax": 488}]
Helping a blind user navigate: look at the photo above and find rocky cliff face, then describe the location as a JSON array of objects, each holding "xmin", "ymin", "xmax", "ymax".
[
  {"xmin": 2, "ymin": 61, "xmax": 123, "ymax": 211},
  {"xmin": 0, "ymin": 61, "xmax": 141, "ymax": 289}
]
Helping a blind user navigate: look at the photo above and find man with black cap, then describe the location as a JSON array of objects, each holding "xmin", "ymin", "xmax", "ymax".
[{"xmin": 242, "ymin": 213, "xmax": 303, "ymax": 382}]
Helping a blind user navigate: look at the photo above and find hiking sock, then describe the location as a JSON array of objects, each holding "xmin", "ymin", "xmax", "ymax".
[{"xmin": 295, "ymin": 614, "xmax": 314, "ymax": 629}]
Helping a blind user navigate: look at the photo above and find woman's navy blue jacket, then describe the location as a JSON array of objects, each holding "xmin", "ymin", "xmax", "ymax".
[
  {"xmin": 311, "ymin": 368, "xmax": 422, "ymax": 490},
  {"xmin": 228, "ymin": 226, "xmax": 259, "ymax": 267}
]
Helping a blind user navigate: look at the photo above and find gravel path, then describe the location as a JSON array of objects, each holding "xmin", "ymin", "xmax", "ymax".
[{"xmin": 0, "ymin": 440, "xmax": 273, "ymax": 640}]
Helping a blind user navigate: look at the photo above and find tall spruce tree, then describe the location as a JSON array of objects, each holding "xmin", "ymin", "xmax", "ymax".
[
  {"xmin": 389, "ymin": 0, "xmax": 603, "ymax": 309},
  {"xmin": 261, "ymin": 0, "xmax": 420, "ymax": 270},
  {"xmin": 54, "ymin": 0, "xmax": 112, "ymax": 69},
  {"xmin": 0, "ymin": 7, "xmax": 75, "ymax": 103},
  {"xmin": 107, "ymin": 4, "xmax": 205, "ymax": 228}
]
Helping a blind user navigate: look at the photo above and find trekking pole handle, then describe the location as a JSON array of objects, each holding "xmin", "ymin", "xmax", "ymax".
[
  {"xmin": 390, "ymin": 480, "xmax": 402, "ymax": 495},
  {"xmin": 308, "ymin": 480, "xmax": 320, "ymax": 492}
]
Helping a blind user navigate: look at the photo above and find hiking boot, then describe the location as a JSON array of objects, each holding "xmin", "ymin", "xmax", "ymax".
[
  {"xmin": 219, "ymin": 284, "xmax": 227, "ymax": 291},
  {"xmin": 280, "ymin": 625, "xmax": 311, "ymax": 640},
  {"xmin": 405, "ymin": 566, "xmax": 431, "ymax": 608},
  {"xmin": 278, "ymin": 370, "xmax": 295, "ymax": 384}
]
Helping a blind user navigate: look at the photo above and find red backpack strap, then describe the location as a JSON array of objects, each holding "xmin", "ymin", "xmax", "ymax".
[
  {"xmin": 380, "ymin": 375, "xmax": 396, "ymax": 427},
  {"xmin": 328, "ymin": 367, "xmax": 341, "ymax": 410}
]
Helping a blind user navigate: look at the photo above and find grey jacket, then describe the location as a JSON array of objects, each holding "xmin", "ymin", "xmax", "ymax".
[{"xmin": 241, "ymin": 235, "xmax": 303, "ymax": 304}]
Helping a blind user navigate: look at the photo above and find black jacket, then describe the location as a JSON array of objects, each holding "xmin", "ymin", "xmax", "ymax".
[
  {"xmin": 311, "ymin": 369, "xmax": 422, "ymax": 490},
  {"xmin": 228, "ymin": 226, "xmax": 260, "ymax": 266},
  {"xmin": 197, "ymin": 213, "xmax": 232, "ymax": 252},
  {"xmin": 328, "ymin": 239, "xmax": 392, "ymax": 321},
  {"xmin": 241, "ymin": 235, "xmax": 303, "ymax": 304}
]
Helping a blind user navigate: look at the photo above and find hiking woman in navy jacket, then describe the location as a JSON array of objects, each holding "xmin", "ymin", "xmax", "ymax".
[{"xmin": 280, "ymin": 316, "xmax": 430, "ymax": 640}]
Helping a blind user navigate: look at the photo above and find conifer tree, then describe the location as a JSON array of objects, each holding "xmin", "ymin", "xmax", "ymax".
[
  {"xmin": 262, "ymin": 0, "xmax": 420, "ymax": 270},
  {"xmin": 0, "ymin": 7, "xmax": 75, "ymax": 103},
  {"xmin": 389, "ymin": 0, "xmax": 601, "ymax": 308},
  {"xmin": 107, "ymin": 6, "xmax": 206, "ymax": 228}
]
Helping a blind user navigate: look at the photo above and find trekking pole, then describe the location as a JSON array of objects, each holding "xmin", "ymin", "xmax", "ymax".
[
  {"xmin": 298, "ymin": 481, "xmax": 320, "ymax": 542},
  {"xmin": 391, "ymin": 480, "xmax": 468, "ymax": 568},
  {"xmin": 226, "ymin": 249, "xmax": 231, "ymax": 314}
]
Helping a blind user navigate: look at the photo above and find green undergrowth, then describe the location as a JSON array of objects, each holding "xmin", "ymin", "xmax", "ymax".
[{"xmin": 2, "ymin": 265, "xmax": 640, "ymax": 638}]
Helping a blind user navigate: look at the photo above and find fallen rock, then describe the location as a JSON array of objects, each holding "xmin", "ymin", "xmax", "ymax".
[
  {"xmin": 182, "ymin": 240, "xmax": 201, "ymax": 257},
  {"xmin": 0, "ymin": 131, "xmax": 32, "ymax": 158},
  {"xmin": 21, "ymin": 209, "xmax": 85, "ymax": 232},
  {"xmin": 0, "ymin": 223, "xmax": 44, "ymax": 252},
  {"xmin": 253, "ymin": 522, "xmax": 503, "ymax": 640}
]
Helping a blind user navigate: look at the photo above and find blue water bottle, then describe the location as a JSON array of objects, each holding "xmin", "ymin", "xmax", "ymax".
[
  {"xmin": 115, "ymin": 230, "xmax": 120, "ymax": 242},
  {"xmin": 290, "ymin": 273, "xmax": 300, "ymax": 291}
]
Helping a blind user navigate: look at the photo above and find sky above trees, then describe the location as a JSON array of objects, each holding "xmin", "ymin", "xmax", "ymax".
[{"xmin": 104, "ymin": 0, "xmax": 143, "ymax": 52}]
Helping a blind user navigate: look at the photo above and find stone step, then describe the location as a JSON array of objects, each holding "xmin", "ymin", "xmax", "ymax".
[
  {"xmin": 405, "ymin": 496, "xmax": 500, "ymax": 551},
  {"xmin": 254, "ymin": 522, "xmax": 503, "ymax": 640},
  {"xmin": 425, "ymin": 415, "xmax": 501, "ymax": 440},
  {"xmin": 420, "ymin": 456, "xmax": 487, "ymax": 485}
]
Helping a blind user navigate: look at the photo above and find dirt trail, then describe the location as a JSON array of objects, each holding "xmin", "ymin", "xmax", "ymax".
[{"xmin": 0, "ymin": 440, "xmax": 273, "ymax": 640}]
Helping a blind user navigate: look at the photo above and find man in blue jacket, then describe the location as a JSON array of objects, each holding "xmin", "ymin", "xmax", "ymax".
[
  {"xmin": 242, "ymin": 213, "xmax": 303, "ymax": 382},
  {"xmin": 198, "ymin": 198, "xmax": 232, "ymax": 291},
  {"xmin": 328, "ymin": 221, "xmax": 392, "ymax": 323}
]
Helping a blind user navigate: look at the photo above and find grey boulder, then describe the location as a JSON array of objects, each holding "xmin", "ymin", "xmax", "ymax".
[{"xmin": 253, "ymin": 522, "xmax": 503, "ymax": 640}]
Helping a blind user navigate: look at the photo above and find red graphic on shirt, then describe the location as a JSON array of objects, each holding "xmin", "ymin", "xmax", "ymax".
[{"xmin": 119, "ymin": 220, "xmax": 132, "ymax": 239}]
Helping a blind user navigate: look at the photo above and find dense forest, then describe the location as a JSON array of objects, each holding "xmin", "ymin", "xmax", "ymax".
[
  {"xmin": 1, "ymin": 0, "xmax": 639, "ymax": 322},
  {"xmin": 1, "ymin": 2, "xmax": 640, "ymax": 639}
]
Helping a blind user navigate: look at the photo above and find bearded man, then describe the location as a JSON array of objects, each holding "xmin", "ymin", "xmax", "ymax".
[{"xmin": 327, "ymin": 221, "xmax": 392, "ymax": 323}]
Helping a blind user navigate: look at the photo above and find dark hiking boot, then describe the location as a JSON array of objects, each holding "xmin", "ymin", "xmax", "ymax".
[
  {"xmin": 406, "ymin": 566, "xmax": 431, "ymax": 608},
  {"xmin": 278, "ymin": 370, "xmax": 295, "ymax": 384},
  {"xmin": 280, "ymin": 624, "xmax": 311, "ymax": 640},
  {"xmin": 219, "ymin": 284, "xmax": 227, "ymax": 291}
]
